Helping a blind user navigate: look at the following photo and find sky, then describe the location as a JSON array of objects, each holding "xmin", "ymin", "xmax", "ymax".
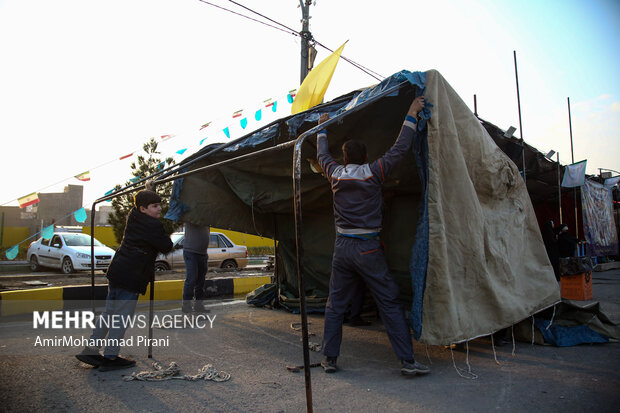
[{"xmin": 1, "ymin": 0, "xmax": 619, "ymax": 210}]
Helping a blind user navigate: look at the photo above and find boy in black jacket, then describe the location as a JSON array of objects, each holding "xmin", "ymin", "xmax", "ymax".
[{"xmin": 76, "ymin": 190, "xmax": 173, "ymax": 371}]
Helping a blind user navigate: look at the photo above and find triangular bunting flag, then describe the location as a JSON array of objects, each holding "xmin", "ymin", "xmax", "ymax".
[
  {"xmin": 223, "ymin": 127, "xmax": 230, "ymax": 138},
  {"xmin": 74, "ymin": 208, "xmax": 87, "ymax": 223},
  {"xmin": 5, "ymin": 245, "xmax": 18, "ymax": 260},
  {"xmin": 42, "ymin": 225, "xmax": 54, "ymax": 240},
  {"xmin": 74, "ymin": 171, "xmax": 91, "ymax": 182},
  {"xmin": 240, "ymin": 118, "xmax": 248, "ymax": 129}
]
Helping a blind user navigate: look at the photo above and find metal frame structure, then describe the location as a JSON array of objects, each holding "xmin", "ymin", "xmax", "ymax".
[{"xmin": 88, "ymin": 81, "xmax": 408, "ymax": 412}]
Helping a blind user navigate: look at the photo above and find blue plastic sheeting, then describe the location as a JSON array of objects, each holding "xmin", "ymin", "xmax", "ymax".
[
  {"xmin": 409, "ymin": 126, "xmax": 430, "ymax": 340},
  {"xmin": 534, "ymin": 319, "xmax": 609, "ymax": 347},
  {"xmin": 165, "ymin": 167, "xmax": 190, "ymax": 222}
]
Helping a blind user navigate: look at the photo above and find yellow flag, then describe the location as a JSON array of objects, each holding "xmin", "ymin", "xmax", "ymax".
[{"xmin": 291, "ymin": 42, "xmax": 347, "ymax": 115}]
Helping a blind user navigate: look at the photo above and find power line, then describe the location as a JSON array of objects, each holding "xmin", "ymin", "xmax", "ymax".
[
  {"xmin": 196, "ymin": 0, "xmax": 298, "ymax": 36},
  {"xmin": 197, "ymin": 0, "xmax": 384, "ymax": 82}
]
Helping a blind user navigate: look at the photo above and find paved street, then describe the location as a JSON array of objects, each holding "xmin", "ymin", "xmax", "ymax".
[{"xmin": 0, "ymin": 269, "xmax": 618, "ymax": 412}]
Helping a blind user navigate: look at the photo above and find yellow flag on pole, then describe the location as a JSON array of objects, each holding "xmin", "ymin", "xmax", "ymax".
[{"xmin": 291, "ymin": 42, "xmax": 347, "ymax": 115}]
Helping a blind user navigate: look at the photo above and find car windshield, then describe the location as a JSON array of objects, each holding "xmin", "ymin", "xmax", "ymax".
[
  {"xmin": 62, "ymin": 234, "xmax": 103, "ymax": 247},
  {"xmin": 171, "ymin": 233, "xmax": 184, "ymax": 244}
]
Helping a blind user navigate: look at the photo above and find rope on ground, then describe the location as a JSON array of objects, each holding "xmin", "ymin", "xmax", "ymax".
[
  {"xmin": 123, "ymin": 362, "xmax": 231, "ymax": 382},
  {"xmin": 490, "ymin": 335, "xmax": 501, "ymax": 365},
  {"xmin": 449, "ymin": 342, "xmax": 478, "ymax": 380},
  {"xmin": 290, "ymin": 322, "xmax": 322, "ymax": 352},
  {"xmin": 546, "ymin": 304, "xmax": 557, "ymax": 330},
  {"xmin": 424, "ymin": 343, "xmax": 432, "ymax": 365}
]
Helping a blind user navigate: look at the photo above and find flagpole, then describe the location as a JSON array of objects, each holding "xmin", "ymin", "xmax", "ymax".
[
  {"xmin": 567, "ymin": 97, "xmax": 578, "ymax": 238},
  {"xmin": 557, "ymin": 152, "xmax": 562, "ymax": 223},
  {"xmin": 514, "ymin": 51, "xmax": 526, "ymax": 184}
]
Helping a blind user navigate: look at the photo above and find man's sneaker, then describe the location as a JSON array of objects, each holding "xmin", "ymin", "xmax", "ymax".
[
  {"xmin": 321, "ymin": 357, "xmax": 338, "ymax": 373},
  {"xmin": 401, "ymin": 359, "xmax": 430, "ymax": 376},
  {"xmin": 194, "ymin": 301, "xmax": 210, "ymax": 313},
  {"xmin": 75, "ymin": 346, "xmax": 103, "ymax": 367},
  {"xmin": 181, "ymin": 302, "xmax": 193, "ymax": 314},
  {"xmin": 98, "ymin": 356, "xmax": 136, "ymax": 372},
  {"xmin": 193, "ymin": 305, "xmax": 210, "ymax": 314}
]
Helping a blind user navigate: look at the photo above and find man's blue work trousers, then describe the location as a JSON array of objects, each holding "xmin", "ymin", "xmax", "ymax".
[
  {"xmin": 322, "ymin": 236, "xmax": 415, "ymax": 361},
  {"xmin": 183, "ymin": 250, "xmax": 208, "ymax": 302}
]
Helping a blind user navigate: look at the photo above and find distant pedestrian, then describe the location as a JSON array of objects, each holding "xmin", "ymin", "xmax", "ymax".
[
  {"xmin": 557, "ymin": 224, "xmax": 579, "ymax": 258},
  {"xmin": 76, "ymin": 189, "xmax": 173, "ymax": 371},
  {"xmin": 182, "ymin": 223, "xmax": 211, "ymax": 313}
]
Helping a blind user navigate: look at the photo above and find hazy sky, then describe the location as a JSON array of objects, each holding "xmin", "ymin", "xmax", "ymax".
[{"xmin": 1, "ymin": 0, "xmax": 618, "ymax": 209}]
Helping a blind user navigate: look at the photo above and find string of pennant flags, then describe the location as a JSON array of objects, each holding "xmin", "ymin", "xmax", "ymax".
[
  {"xmin": 3, "ymin": 87, "xmax": 297, "ymax": 259},
  {"xmin": 8, "ymin": 88, "xmax": 298, "ymax": 210}
]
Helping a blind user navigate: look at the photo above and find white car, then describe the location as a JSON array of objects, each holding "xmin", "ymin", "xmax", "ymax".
[
  {"xmin": 27, "ymin": 232, "xmax": 115, "ymax": 274},
  {"xmin": 155, "ymin": 232, "xmax": 248, "ymax": 271}
]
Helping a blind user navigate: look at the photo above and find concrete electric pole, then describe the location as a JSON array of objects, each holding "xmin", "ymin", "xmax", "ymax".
[{"xmin": 299, "ymin": 0, "xmax": 315, "ymax": 84}]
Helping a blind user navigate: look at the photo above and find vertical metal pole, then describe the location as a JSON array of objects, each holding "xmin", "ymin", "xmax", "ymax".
[
  {"xmin": 148, "ymin": 273, "xmax": 154, "ymax": 358},
  {"xmin": 473, "ymin": 94, "xmax": 478, "ymax": 117},
  {"xmin": 293, "ymin": 139, "xmax": 313, "ymax": 413},
  {"xmin": 90, "ymin": 202, "xmax": 97, "ymax": 313},
  {"xmin": 513, "ymin": 51, "xmax": 526, "ymax": 184},
  {"xmin": 557, "ymin": 152, "xmax": 562, "ymax": 223},
  {"xmin": 299, "ymin": 0, "xmax": 311, "ymax": 84},
  {"xmin": 1, "ymin": 212, "xmax": 4, "ymax": 247},
  {"xmin": 567, "ymin": 97, "xmax": 578, "ymax": 238}
]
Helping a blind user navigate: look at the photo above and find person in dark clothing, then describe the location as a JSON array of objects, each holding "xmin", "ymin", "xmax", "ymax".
[
  {"xmin": 317, "ymin": 95, "xmax": 430, "ymax": 376},
  {"xmin": 541, "ymin": 220, "xmax": 560, "ymax": 281},
  {"xmin": 76, "ymin": 190, "xmax": 173, "ymax": 371},
  {"xmin": 557, "ymin": 224, "xmax": 579, "ymax": 258},
  {"xmin": 182, "ymin": 223, "xmax": 211, "ymax": 313}
]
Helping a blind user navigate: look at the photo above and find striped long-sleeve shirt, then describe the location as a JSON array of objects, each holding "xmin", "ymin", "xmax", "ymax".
[{"xmin": 317, "ymin": 115, "xmax": 418, "ymax": 234}]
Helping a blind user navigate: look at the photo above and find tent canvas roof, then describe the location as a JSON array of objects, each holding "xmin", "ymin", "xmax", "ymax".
[{"xmin": 167, "ymin": 69, "xmax": 560, "ymax": 345}]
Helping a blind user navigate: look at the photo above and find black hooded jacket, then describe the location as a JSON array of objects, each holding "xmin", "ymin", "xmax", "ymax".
[{"xmin": 106, "ymin": 208, "xmax": 173, "ymax": 294}]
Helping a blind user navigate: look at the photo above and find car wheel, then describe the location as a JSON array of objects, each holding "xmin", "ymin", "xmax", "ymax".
[
  {"xmin": 154, "ymin": 261, "xmax": 170, "ymax": 272},
  {"xmin": 221, "ymin": 260, "xmax": 238, "ymax": 269},
  {"xmin": 30, "ymin": 256, "xmax": 40, "ymax": 272},
  {"xmin": 61, "ymin": 257, "xmax": 75, "ymax": 274}
]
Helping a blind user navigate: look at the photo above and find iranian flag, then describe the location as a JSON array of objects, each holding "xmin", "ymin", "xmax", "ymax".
[
  {"xmin": 18, "ymin": 192, "xmax": 39, "ymax": 208},
  {"xmin": 74, "ymin": 171, "xmax": 90, "ymax": 181}
]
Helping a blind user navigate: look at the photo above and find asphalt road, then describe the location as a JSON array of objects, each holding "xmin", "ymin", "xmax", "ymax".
[{"xmin": 0, "ymin": 270, "xmax": 619, "ymax": 412}]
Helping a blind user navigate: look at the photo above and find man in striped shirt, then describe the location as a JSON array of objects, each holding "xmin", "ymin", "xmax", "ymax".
[{"xmin": 317, "ymin": 95, "xmax": 430, "ymax": 376}]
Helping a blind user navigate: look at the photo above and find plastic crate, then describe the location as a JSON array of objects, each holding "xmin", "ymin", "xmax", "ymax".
[{"xmin": 560, "ymin": 271, "xmax": 593, "ymax": 300}]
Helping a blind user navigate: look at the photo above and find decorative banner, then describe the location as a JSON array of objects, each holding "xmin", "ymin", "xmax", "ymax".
[
  {"xmin": 18, "ymin": 192, "xmax": 39, "ymax": 208},
  {"xmin": 160, "ymin": 134, "xmax": 175, "ymax": 141},
  {"xmin": 255, "ymin": 109, "xmax": 262, "ymax": 121},
  {"xmin": 199, "ymin": 121, "xmax": 212, "ymax": 131},
  {"xmin": 119, "ymin": 152, "xmax": 134, "ymax": 160},
  {"xmin": 199, "ymin": 137, "xmax": 208, "ymax": 145},
  {"xmin": 41, "ymin": 225, "xmax": 54, "ymax": 240},
  {"xmin": 129, "ymin": 176, "xmax": 141, "ymax": 183},
  {"xmin": 74, "ymin": 207, "xmax": 87, "ymax": 223},
  {"xmin": 223, "ymin": 127, "xmax": 230, "ymax": 138},
  {"xmin": 176, "ymin": 149, "xmax": 187, "ymax": 155},
  {"xmin": 240, "ymin": 118, "xmax": 248, "ymax": 129},
  {"xmin": 5, "ymin": 245, "xmax": 18, "ymax": 260},
  {"xmin": 264, "ymin": 98, "xmax": 274, "ymax": 108},
  {"xmin": 232, "ymin": 110, "xmax": 243, "ymax": 118},
  {"xmin": 292, "ymin": 41, "xmax": 347, "ymax": 115},
  {"xmin": 74, "ymin": 171, "xmax": 91, "ymax": 182},
  {"xmin": 581, "ymin": 179, "xmax": 619, "ymax": 256},
  {"xmin": 561, "ymin": 160, "xmax": 587, "ymax": 187},
  {"xmin": 272, "ymin": 101, "xmax": 277, "ymax": 112}
]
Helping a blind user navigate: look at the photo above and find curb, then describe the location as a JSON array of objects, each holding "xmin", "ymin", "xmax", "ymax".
[{"xmin": 0, "ymin": 275, "xmax": 271, "ymax": 317}]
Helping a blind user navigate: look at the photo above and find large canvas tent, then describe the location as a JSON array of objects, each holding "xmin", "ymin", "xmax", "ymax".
[{"xmin": 166, "ymin": 69, "xmax": 560, "ymax": 345}]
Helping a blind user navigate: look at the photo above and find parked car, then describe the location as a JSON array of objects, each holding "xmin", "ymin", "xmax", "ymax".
[
  {"xmin": 27, "ymin": 232, "xmax": 115, "ymax": 274},
  {"xmin": 155, "ymin": 232, "xmax": 248, "ymax": 271}
]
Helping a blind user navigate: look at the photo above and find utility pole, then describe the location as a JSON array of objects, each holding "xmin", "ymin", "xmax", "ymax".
[{"xmin": 299, "ymin": 0, "xmax": 313, "ymax": 84}]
